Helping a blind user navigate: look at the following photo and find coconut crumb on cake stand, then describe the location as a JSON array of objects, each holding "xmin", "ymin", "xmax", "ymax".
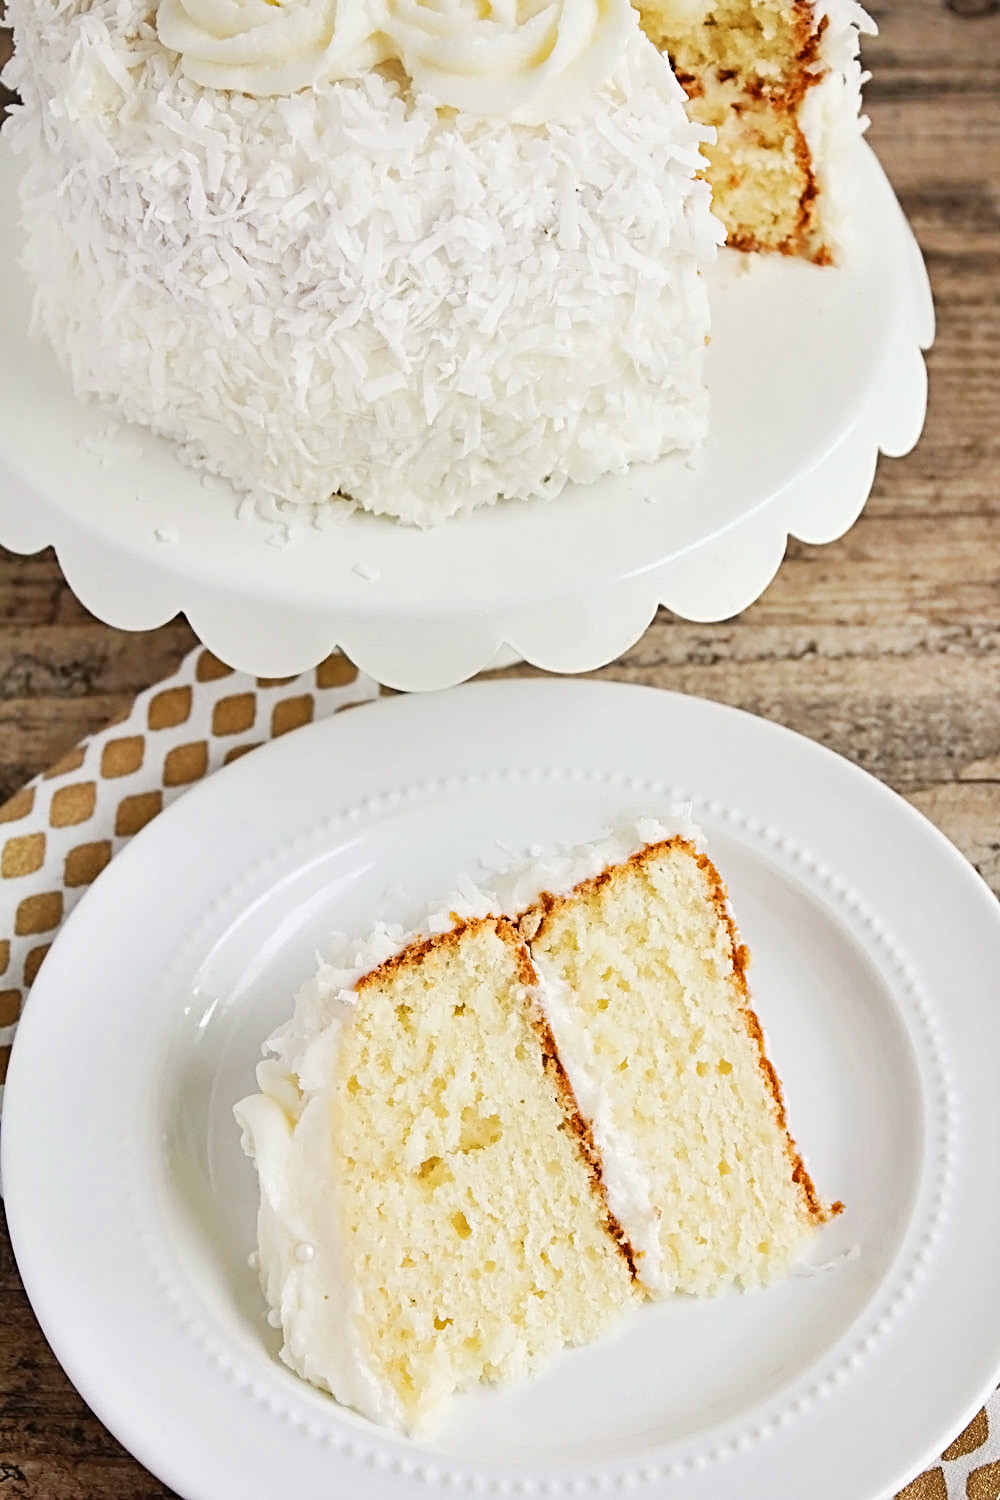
[{"xmin": 0, "ymin": 137, "xmax": 931, "ymax": 691}]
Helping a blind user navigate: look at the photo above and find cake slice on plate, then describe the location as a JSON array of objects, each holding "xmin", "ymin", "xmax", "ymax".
[
  {"xmin": 236, "ymin": 822, "xmax": 840, "ymax": 1433},
  {"xmin": 519, "ymin": 834, "xmax": 837, "ymax": 1297}
]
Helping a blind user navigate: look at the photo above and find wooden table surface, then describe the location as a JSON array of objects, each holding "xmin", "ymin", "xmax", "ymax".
[{"xmin": 1, "ymin": 2, "xmax": 999, "ymax": 1495}]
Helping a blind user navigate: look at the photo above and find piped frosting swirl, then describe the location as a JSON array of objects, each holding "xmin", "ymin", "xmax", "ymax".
[{"xmin": 156, "ymin": 0, "xmax": 640, "ymax": 120}]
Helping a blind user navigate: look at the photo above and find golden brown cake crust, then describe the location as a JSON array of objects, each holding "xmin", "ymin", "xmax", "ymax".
[{"xmin": 353, "ymin": 913, "xmax": 504, "ymax": 991}]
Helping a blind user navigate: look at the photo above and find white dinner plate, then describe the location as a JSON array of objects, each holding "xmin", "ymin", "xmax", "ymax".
[
  {"xmin": 0, "ymin": 138, "xmax": 932, "ymax": 688},
  {"xmin": 4, "ymin": 680, "xmax": 999, "ymax": 1500}
]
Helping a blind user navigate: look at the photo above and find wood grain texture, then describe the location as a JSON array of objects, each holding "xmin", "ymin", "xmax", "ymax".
[{"xmin": 1, "ymin": 1, "xmax": 999, "ymax": 1495}]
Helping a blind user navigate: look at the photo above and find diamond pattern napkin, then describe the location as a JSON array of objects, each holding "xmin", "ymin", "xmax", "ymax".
[
  {"xmin": 898, "ymin": 1406, "xmax": 1000, "ymax": 1500},
  {"xmin": 0, "ymin": 644, "xmax": 382, "ymax": 1098}
]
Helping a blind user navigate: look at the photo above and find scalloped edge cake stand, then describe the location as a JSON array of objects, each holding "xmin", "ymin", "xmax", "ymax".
[{"xmin": 0, "ymin": 138, "xmax": 933, "ymax": 691}]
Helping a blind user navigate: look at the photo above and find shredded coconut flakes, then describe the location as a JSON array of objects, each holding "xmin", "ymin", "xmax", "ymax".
[{"xmin": 3, "ymin": 4, "xmax": 722, "ymax": 526}]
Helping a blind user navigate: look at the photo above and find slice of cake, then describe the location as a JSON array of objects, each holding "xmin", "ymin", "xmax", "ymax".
[
  {"xmin": 235, "ymin": 914, "xmax": 639, "ymax": 1434},
  {"xmin": 236, "ymin": 823, "xmax": 839, "ymax": 1433},
  {"xmin": 634, "ymin": 0, "xmax": 877, "ymax": 262},
  {"xmin": 519, "ymin": 835, "xmax": 835, "ymax": 1295}
]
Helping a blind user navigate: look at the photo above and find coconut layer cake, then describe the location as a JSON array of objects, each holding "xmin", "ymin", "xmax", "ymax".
[
  {"xmin": 236, "ymin": 822, "xmax": 840, "ymax": 1433},
  {"xmin": 2, "ymin": 0, "xmax": 872, "ymax": 523}
]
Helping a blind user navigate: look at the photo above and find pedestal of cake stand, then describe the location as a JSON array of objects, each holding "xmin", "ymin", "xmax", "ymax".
[{"xmin": 0, "ymin": 141, "xmax": 933, "ymax": 692}]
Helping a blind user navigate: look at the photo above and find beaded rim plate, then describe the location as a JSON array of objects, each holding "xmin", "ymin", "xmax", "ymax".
[
  {"xmin": 0, "ymin": 141, "xmax": 933, "ymax": 690},
  {"xmin": 4, "ymin": 679, "xmax": 1000, "ymax": 1500}
]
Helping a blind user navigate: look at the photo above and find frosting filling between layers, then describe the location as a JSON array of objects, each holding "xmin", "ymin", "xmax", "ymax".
[
  {"xmin": 529, "ymin": 958, "xmax": 672, "ymax": 1290},
  {"xmin": 632, "ymin": 0, "xmax": 874, "ymax": 262},
  {"xmin": 491, "ymin": 816, "xmax": 704, "ymax": 1294}
]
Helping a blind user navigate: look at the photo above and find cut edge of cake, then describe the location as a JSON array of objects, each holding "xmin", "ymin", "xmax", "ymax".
[{"xmin": 634, "ymin": 0, "xmax": 877, "ymax": 264}]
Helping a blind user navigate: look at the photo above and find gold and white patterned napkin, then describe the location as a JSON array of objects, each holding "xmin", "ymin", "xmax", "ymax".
[
  {"xmin": 0, "ymin": 644, "xmax": 997, "ymax": 1496},
  {"xmin": 0, "ymin": 644, "xmax": 383, "ymax": 1099},
  {"xmin": 897, "ymin": 1403, "xmax": 1000, "ymax": 1500}
]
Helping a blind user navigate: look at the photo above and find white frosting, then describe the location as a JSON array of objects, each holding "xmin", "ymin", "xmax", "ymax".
[
  {"xmin": 234, "ymin": 943, "xmax": 409, "ymax": 1429},
  {"xmin": 3, "ymin": 2, "xmax": 720, "ymax": 524},
  {"xmin": 156, "ymin": 0, "xmax": 385, "ymax": 99},
  {"xmin": 378, "ymin": 0, "xmax": 637, "ymax": 124},
  {"xmin": 483, "ymin": 811, "xmax": 701, "ymax": 913},
  {"xmin": 234, "ymin": 813, "xmax": 700, "ymax": 1421},
  {"xmin": 158, "ymin": 0, "xmax": 639, "ymax": 126},
  {"xmin": 486, "ymin": 812, "xmax": 701, "ymax": 1293},
  {"xmin": 800, "ymin": 0, "xmax": 877, "ymax": 260},
  {"xmin": 532, "ymin": 959, "xmax": 672, "ymax": 1288}
]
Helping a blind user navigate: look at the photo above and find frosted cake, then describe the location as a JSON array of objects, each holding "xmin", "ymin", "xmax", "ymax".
[
  {"xmin": 1, "ymin": 0, "xmax": 873, "ymax": 524},
  {"xmin": 236, "ymin": 821, "xmax": 840, "ymax": 1432}
]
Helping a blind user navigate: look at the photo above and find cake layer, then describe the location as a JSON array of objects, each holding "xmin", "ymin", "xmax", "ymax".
[
  {"xmin": 237, "ymin": 915, "xmax": 638, "ymax": 1433},
  {"xmin": 635, "ymin": 0, "xmax": 875, "ymax": 262},
  {"xmin": 522, "ymin": 836, "xmax": 836, "ymax": 1295}
]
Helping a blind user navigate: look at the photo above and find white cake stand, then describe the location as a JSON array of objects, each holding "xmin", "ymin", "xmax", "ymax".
[{"xmin": 0, "ymin": 139, "xmax": 933, "ymax": 691}]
